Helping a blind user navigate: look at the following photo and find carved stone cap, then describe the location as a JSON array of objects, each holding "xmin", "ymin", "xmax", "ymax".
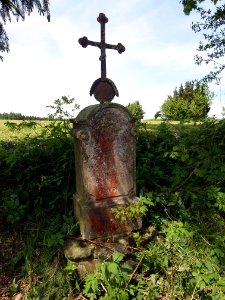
[{"xmin": 70, "ymin": 103, "xmax": 133, "ymax": 126}]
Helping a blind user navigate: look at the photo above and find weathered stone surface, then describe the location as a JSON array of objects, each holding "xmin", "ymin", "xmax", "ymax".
[
  {"xmin": 64, "ymin": 237, "xmax": 129, "ymax": 262},
  {"xmin": 64, "ymin": 234, "xmax": 137, "ymax": 277},
  {"xmin": 71, "ymin": 103, "xmax": 141, "ymax": 239},
  {"xmin": 64, "ymin": 240, "xmax": 94, "ymax": 261},
  {"xmin": 76, "ymin": 259, "xmax": 98, "ymax": 277},
  {"xmin": 93, "ymin": 239, "xmax": 128, "ymax": 259},
  {"xmin": 139, "ymin": 226, "xmax": 157, "ymax": 245}
]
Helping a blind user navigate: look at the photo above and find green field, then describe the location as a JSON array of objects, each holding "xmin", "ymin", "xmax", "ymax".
[
  {"xmin": 0, "ymin": 119, "xmax": 188, "ymax": 141},
  {"xmin": 0, "ymin": 120, "xmax": 52, "ymax": 140}
]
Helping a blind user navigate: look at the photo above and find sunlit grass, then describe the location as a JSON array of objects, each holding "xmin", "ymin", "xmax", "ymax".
[
  {"xmin": 144, "ymin": 119, "xmax": 180, "ymax": 124},
  {"xmin": 142, "ymin": 119, "xmax": 204, "ymax": 132},
  {"xmin": 142, "ymin": 119, "xmax": 186, "ymax": 132},
  {"xmin": 0, "ymin": 118, "xmax": 210, "ymax": 141},
  {"xmin": 0, "ymin": 120, "xmax": 50, "ymax": 141}
]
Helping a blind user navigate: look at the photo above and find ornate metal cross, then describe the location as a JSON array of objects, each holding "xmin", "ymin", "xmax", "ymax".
[{"xmin": 78, "ymin": 13, "xmax": 125, "ymax": 103}]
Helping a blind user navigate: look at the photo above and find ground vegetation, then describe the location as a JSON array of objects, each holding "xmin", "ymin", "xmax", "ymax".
[{"xmin": 0, "ymin": 97, "xmax": 224, "ymax": 299}]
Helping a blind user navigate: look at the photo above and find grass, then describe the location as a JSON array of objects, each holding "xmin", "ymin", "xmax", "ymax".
[
  {"xmin": 0, "ymin": 120, "xmax": 51, "ymax": 140},
  {"xmin": 0, "ymin": 119, "xmax": 201, "ymax": 141},
  {"xmin": 142, "ymin": 119, "xmax": 196, "ymax": 133}
]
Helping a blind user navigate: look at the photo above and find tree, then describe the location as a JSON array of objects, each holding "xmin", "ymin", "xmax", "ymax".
[
  {"xmin": 0, "ymin": 0, "xmax": 50, "ymax": 60},
  {"xmin": 126, "ymin": 101, "xmax": 145, "ymax": 123},
  {"xmin": 181, "ymin": 0, "xmax": 224, "ymax": 82},
  {"xmin": 160, "ymin": 81, "xmax": 213, "ymax": 121},
  {"xmin": 181, "ymin": 0, "xmax": 219, "ymax": 15}
]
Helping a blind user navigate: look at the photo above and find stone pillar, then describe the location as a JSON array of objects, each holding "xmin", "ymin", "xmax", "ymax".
[{"xmin": 71, "ymin": 103, "xmax": 141, "ymax": 239}]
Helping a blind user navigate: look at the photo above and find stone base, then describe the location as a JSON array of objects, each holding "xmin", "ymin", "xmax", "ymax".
[
  {"xmin": 64, "ymin": 226, "xmax": 159, "ymax": 277},
  {"xmin": 64, "ymin": 234, "xmax": 134, "ymax": 277}
]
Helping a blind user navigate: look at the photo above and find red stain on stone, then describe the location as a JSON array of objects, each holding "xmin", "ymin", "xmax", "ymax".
[
  {"xmin": 73, "ymin": 105, "xmax": 140, "ymax": 239},
  {"xmin": 92, "ymin": 128, "xmax": 119, "ymax": 200},
  {"xmin": 89, "ymin": 207, "xmax": 127, "ymax": 236}
]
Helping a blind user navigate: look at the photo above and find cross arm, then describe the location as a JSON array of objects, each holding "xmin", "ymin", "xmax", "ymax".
[
  {"xmin": 105, "ymin": 42, "xmax": 125, "ymax": 54},
  {"xmin": 78, "ymin": 36, "xmax": 100, "ymax": 48},
  {"xmin": 78, "ymin": 36, "xmax": 125, "ymax": 54}
]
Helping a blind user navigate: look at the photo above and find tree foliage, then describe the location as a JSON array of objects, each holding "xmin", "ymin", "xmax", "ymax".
[
  {"xmin": 160, "ymin": 81, "xmax": 213, "ymax": 120},
  {"xmin": 181, "ymin": 0, "xmax": 219, "ymax": 15},
  {"xmin": 182, "ymin": 0, "xmax": 225, "ymax": 82},
  {"xmin": 126, "ymin": 101, "xmax": 145, "ymax": 123},
  {"xmin": 0, "ymin": 0, "xmax": 50, "ymax": 60},
  {"xmin": 0, "ymin": 111, "xmax": 47, "ymax": 120}
]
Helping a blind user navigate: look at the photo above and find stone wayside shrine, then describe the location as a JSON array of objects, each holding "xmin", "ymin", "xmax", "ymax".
[{"xmin": 65, "ymin": 13, "xmax": 141, "ymax": 274}]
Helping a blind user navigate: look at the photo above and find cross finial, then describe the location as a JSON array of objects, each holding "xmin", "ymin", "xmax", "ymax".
[{"xmin": 78, "ymin": 13, "xmax": 125, "ymax": 103}]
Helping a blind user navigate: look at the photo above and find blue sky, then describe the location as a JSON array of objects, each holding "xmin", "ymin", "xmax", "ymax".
[{"xmin": 0, "ymin": 0, "xmax": 224, "ymax": 118}]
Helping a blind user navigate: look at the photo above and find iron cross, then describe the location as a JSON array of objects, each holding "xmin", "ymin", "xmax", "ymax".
[{"xmin": 78, "ymin": 13, "xmax": 125, "ymax": 80}]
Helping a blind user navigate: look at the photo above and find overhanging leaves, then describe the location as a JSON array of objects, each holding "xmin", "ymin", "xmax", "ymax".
[{"xmin": 0, "ymin": 0, "xmax": 50, "ymax": 59}]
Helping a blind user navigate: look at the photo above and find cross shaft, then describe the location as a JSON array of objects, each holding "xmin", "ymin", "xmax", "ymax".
[{"xmin": 79, "ymin": 13, "xmax": 125, "ymax": 80}]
